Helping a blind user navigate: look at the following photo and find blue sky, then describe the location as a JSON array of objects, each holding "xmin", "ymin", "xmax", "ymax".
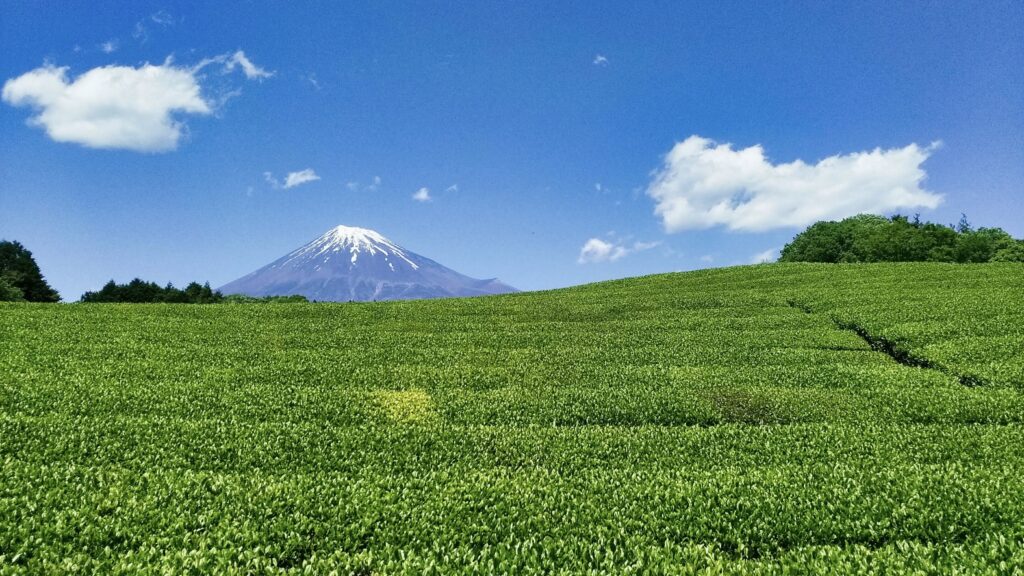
[{"xmin": 1, "ymin": 1, "xmax": 1021, "ymax": 300}]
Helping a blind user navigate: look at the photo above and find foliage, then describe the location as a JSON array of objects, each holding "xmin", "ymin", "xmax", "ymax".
[
  {"xmin": 2, "ymin": 263, "xmax": 1024, "ymax": 572},
  {"xmin": 80, "ymin": 278, "xmax": 223, "ymax": 303},
  {"xmin": 991, "ymin": 239, "xmax": 1024, "ymax": 262},
  {"xmin": 0, "ymin": 240, "xmax": 60, "ymax": 302},
  {"xmin": 779, "ymin": 214, "xmax": 1021, "ymax": 263},
  {"xmin": 0, "ymin": 274, "xmax": 25, "ymax": 301}
]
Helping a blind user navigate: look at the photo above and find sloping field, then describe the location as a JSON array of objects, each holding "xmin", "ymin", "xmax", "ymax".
[{"xmin": 2, "ymin": 263, "xmax": 1023, "ymax": 573}]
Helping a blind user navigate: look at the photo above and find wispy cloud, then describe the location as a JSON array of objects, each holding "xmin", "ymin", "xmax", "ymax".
[
  {"xmin": 284, "ymin": 169, "xmax": 320, "ymax": 189},
  {"xmin": 578, "ymin": 237, "xmax": 660, "ymax": 264},
  {"xmin": 303, "ymin": 73, "xmax": 321, "ymax": 90},
  {"xmin": 134, "ymin": 10, "xmax": 175, "ymax": 44},
  {"xmin": 347, "ymin": 176, "xmax": 380, "ymax": 192},
  {"xmin": 100, "ymin": 40, "xmax": 118, "ymax": 54},
  {"xmin": 2, "ymin": 52, "xmax": 271, "ymax": 152},
  {"xmin": 132, "ymin": 22, "xmax": 149, "ymax": 42},
  {"xmin": 445, "ymin": 184, "xmax": 458, "ymax": 193},
  {"xmin": 593, "ymin": 54, "xmax": 609, "ymax": 66},
  {"xmin": 412, "ymin": 187, "xmax": 432, "ymax": 202},
  {"xmin": 646, "ymin": 135, "xmax": 942, "ymax": 232},
  {"xmin": 193, "ymin": 51, "xmax": 274, "ymax": 81},
  {"xmin": 226, "ymin": 51, "xmax": 274, "ymax": 80},
  {"xmin": 150, "ymin": 10, "xmax": 175, "ymax": 25},
  {"xmin": 264, "ymin": 169, "xmax": 321, "ymax": 189}
]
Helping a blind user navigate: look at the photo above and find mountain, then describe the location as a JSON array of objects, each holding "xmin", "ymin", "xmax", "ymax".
[{"xmin": 219, "ymin": 225, "xmax": 518, "ymax": 301}]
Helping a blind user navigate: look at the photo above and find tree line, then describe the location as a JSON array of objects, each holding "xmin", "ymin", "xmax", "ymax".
[
  {"xmin": 80, "ymin": 279, "xmax": 224, "ymax": 303},
  {"xmin": 1, "ymin": 239, "xmax": 311, "ymax": 303},
  {"xmin": 78, "ymin": 280, "xmax": 308, "ymax": 303},
  {"xmin": 779, "ymin": 214, "xmax": 1024, "ymax": 263}
]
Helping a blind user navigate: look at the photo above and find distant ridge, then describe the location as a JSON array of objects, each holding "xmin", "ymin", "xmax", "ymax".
[{"xmin": 219, "ymin": 225, "xmax": 518, "ymax": 301}]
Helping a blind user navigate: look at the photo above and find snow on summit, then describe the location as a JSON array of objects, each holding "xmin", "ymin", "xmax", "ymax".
[
  {"xmin": 219, "ymin": 225, "xmax": 517, "ymax": 301},
  {"xmin": 286, "ymin": 225, "xmax": 419, "ymax": 270}
]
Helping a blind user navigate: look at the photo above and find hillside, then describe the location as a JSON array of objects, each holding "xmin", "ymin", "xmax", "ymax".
[{"xmin": 2, "ymin": 263, "xmax": 1023, "ymax": 572}]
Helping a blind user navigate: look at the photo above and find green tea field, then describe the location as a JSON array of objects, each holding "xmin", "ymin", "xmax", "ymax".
[{"xmin": 2, "ymin": 263, "xmax": 1023, "ymax": 573}]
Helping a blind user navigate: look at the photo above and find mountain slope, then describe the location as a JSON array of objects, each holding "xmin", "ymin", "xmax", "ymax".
[{"xmin": 219, "ymin": 225, "xmax": 517, "ymax": 301}]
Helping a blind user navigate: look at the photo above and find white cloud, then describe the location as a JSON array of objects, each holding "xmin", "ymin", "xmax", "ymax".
[
  {"xmin": 579, "ymin": 238, "xmax": 626, "ymax": 263},
  {"xmin": 225, "ymin": 51, "xmax": 274, "ymax": 80},
  {"xmin": 346, "ymin": 181, "xmax": 360, "ymax": 191},
  {"xmin": 646, "ymin": 136, "xmax": 943, "ymax": 233},
  {"xmin": 264, "ymin": 169, "xmax": 321, "ymax": 189},
  {"xmin": 3, "ymin": 53, "xmax": 271, "ymax": 152},
  {"xmin": 445, "ymin": 184, "xmax": 458, "ymax": 193},
  {"xmin": 593, "ymin": 54, "xmax": 608, "ymax": 66},
  {"xmin": 750, "ymin": 248, "xmax": 778, "ymax": 264},
  {"xmin": 100, "ymin": 40, "xmax": 118, "ymax": 54},
  {"xmin": 191, "ymin": 50, "xmax": 274, "ymax": 81},
  {"xmin": 2, "ymin": 61, "xmax": 210, "ymax": 152},
  {"xmin": 578, "ymin": 237, "xmax": 660, "ymax": 264},
  {"xmin": 284, "ymin": 169, "xmax": 320, "ymax": 189},
  {"xmin": 412, "ymin": 187, "xmax": 432, "ymax": 202}
]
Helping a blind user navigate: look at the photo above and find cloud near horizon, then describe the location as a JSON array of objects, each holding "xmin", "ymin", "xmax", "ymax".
[
  {"xmin": 578, "ymin": 238, "xmax": 659, "ymax": 264},
  {"xmin": 1, "ymin": 52, "xmax": 271, "ymax": 152},
  {"xmin": 749, "ymin": 247, "xmax": 779, "ymax": 264},
  {"xmin": 646, "ymin": 136, "xmax": 943, "ymax": 232}
]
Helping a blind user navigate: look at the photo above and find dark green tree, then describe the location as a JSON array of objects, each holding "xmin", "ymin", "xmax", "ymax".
[
  {"xmin": 0, "ymin": 240, "xmax": 60, "ymax": 302},
  {"xmin": 0, "ymin": 274, "xmax": 25, "ymax": 301},
  {"xmin": 81, "ymin": 278, "xmax": 224, "ymax": 303}
]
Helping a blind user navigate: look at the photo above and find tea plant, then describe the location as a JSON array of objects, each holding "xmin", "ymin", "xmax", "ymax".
[{"xmin": 1, "ymin": 262, "xmax": 1022, "ymax": 572}]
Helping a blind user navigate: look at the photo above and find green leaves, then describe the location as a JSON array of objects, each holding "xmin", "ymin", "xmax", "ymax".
[{"xmin": 2, "ymin": 263, "xmax": 1023, "ymax": 572}]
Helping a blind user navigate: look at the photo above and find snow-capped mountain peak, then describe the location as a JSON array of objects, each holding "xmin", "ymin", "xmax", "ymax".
[
  {"xmin": 219, "ymin": 224, "xmax": 518, "ymax": 301},
  {"xmin": 285, "ymin": 225, "xmax": 418, "ymax": 269}
]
